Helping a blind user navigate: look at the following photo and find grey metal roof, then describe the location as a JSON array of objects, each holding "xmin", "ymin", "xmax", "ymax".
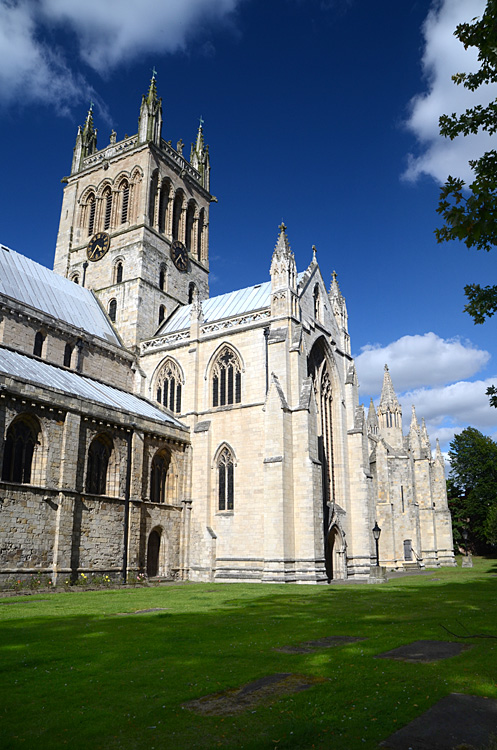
[
  {"xmin": 0, "ymin": 244, "xmax": 119, "ymax": 344},
  {"xmin": 0, "ymin": 347, "xmax": 184, "ymax": 428},
  {"xmin": 160, "ymin": 281, "xmax": 272, "ymax": 334}
]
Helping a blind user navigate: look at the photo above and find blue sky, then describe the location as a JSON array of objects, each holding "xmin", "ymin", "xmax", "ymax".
[{"xmin": 1, "ymin": 0, "xmax": 496, "ymax": 453}]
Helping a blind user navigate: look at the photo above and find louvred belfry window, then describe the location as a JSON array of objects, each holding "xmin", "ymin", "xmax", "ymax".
[
  {"xmin": 212, "ymin": 347, "xmax": 241, "ymax": 407},
  {"xmin": 88, "ymin": 194, "xmax": 96, "ymax": 236},
  {"xmin": 103, "ymin": 187, "xmax": 112, "ymax": 231},
  {"xmin": 121, "ymin": 181, "xmax": 129, "ymax": 224}
]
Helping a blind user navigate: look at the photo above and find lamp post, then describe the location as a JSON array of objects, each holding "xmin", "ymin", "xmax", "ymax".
[{"xmin": 372, "ymin": 521, "xmax": 381, "ymax": 567}]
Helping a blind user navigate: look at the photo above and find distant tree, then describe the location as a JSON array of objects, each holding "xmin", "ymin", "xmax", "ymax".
[
  {"xmin": 447, "ymin": 427, "xmax": 497, "ymax": 552},
  {"xmin": 435, "ymin": 1, "xmax": 497, "ymax": 406}
]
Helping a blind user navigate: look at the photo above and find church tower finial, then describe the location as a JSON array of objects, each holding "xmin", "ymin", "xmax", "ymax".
[
  {"xmin": 190, "ymin": 116, "xmax": 210, "ymax": 190},
  {"xmin": 71, "ymin": 102, "xmax": 97, "ymax": 174},
  {"xmin": 270, "ymin": 223, "xmax": 298, "ymax": 319},
  {"xmin": 138, "ymin": 72, "xmax": 162, "ymax": 145},
  {"xmin": 377, "ymin": 364, "xmax": 403, "ymax": 450}
]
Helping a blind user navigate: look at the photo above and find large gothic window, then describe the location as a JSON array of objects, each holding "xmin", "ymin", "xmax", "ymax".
[
  {"xmin": 150, "ymin": 449, "xmax": 171, "ymax": 504},
  {"xmin": 156, "ymin": 358, "xmax": 182, "ymax": 414},
  {"xmin": 85, "ymin": 435, "xmax": 112, "ymax": 495},
  {"xmin": 217, "ymin": 446, "xmax": 234, "ymax": 511},
  {"xmin": 1, "ymin": 416, "xmax": 40, "ymax": 484},
  {"xmin": 212, "ymin": 347, "xmax": 242, "ymax": 407},
  {"xmin": 308, "ymin": 339, "xmax": 334, "ymax": 506}
]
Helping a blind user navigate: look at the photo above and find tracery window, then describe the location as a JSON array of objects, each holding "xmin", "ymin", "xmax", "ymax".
[
  {"xmin": 1, "ymin": 416, "xmax": 40, "ymax": 484},
  {"xmin": 103, "ymin": 187, "xmax": 112, "ymax": 231},
  {"xmin": 85, "ymin": 435, "xmax": 112, "ymax": 495},
  {"xmin": 156, "ymin": 358, "xmax": 182, "ymax": 414},
  {"xmin": 212, "ymin": 347, "xmax": 241, "ymax": 407},
  {"xmin": 150, "ymin": 449, "xmax": 171, "ymax": 503},
  {"xmin": 33, "ymin": 331, "xmax": 45, "ymax": 358},
  {"xmin": 217, "ymin": 446, "xmax": 234, "ymax": 511}
]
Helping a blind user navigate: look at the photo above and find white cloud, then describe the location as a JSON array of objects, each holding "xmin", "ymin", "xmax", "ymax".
[
  {"xmin": 403, "ymin": 0, "xmax": 497, "ymax": 184},
  {"xmin": 355, "ymin": 332, "xmax": 490, "ymax": 395},
  {"xmin": 0, "ymin": 0, "xmax": 242, "ymax": 109}
]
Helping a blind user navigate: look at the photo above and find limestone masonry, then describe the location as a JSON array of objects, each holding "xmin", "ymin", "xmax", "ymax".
[{"xmin": 0, "ymin": 77, "xmax": 455, "ymax": 584}]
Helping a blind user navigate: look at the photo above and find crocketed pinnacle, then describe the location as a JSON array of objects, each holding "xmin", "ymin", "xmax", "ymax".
[
  {"xmin": 273, "ymin": 222, "xmax": 292, "ymax": 258},
  {"xmin": 378, "ymin": 364, "xmax": 401, "ymax": 413}
]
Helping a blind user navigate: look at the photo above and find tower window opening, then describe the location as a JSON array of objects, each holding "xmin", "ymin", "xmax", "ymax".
[
  {"xmin": 188, "ymin": 282, "xmax": 197, "ymax": 304},
  {"xmin": 158, "ymin": 305, "xmax": 165, "ymax": 325},
  {"xmin": 64, "ymin": 343, "xmax": 73, "ymax": 368},
  {"xmin": 115, "ymin": 261, "xmax": 123, "ymax": 284},
  {"xmin": 88, "ymin": 194, "xmax": 96, "ymax": 236},
  {"xmin": 121, "ymin": 181, "xmax": 129, "ymax": 224},
  {"xmin": 103, "ymin": 188, "xmax": 112, "ymax": 231},
  {"xmin": 108, "ymin": 299, "xmax": 117, "ymax": 322},
  {"xmin": 159, "ymin": 267, "xmax": 166, "ymax": 291}
]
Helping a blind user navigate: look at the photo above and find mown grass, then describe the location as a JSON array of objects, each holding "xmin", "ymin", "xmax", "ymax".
[{"xmin": 1, "ymin": 558, "xmax": 496, "ymax": 750}]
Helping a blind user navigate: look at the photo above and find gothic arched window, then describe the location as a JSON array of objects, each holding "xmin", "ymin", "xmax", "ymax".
[
  {"xmin": 172, "ymin": 191, "xmax": 183, "ymax": 242},
  {"xmin": 88, "ymin": 193, "xmax": 96, "ymax": 236},
  {"xmin": 158, "ymin": 179, "xmax": 170, "ymax": 234},
  {"xmin": 150, "ymin": 449, "xmax": 171, "ymax": 504},
  {"xmin": 115, "ymin": 261, "xmax": 123, "ymax": 284},
  {"xmin": 33, "ymin": 331, "xmax": 45, "ymax": 358},
  {"xmin": 158, "ymin": 305, "xmax": 166, "ymax": 325},
  {"xmin": 313, "ymin": 284, "xmax": 320, "ymax": 321},
  {"xmin": 85, "ymin": 435, "xmax": 112, "ymax": 495},
  {"xmin": 148, "ymin": 169, "xmax": 159, "ymax": 227},
  {"xmin": 108, "ymin": 299, "xmax": 117, "ymax": 323},
  {"xmin": 188, "ymin": 282, "xmax": 197, "ymax": 304},
  {"xmin": 217, "ymin": 446, "xmax": 234, "ymax": 511},
  {"xmin": 212, "ymin": 347, "xmax": 242, "ymax": 407},
  {"xmin": 197, "ymin": 208, "xmax": 204, "ymax": 261},
  {"xmin": 1, "ymin": 416, "xmax": 40, "ymax": 484},
  {"xmin": 159, "ymin": 266, "xmax": 166, "ymax": 291},
  {"xmin": 185, "ymin": 201, "xmax": 196, "ymax": 253},
  {"xmin": 103, "ymin": 187, "xmax": 112, "ymax": 231},
  {"xmin": 156, "ymin": 358, "xmax": 182, "ymax": 414},
  {"xmin": 120, "ymin": 180, "xmax": 129, "ymax": 224}
]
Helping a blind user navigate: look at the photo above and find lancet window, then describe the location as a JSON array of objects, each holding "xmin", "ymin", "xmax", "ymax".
[
  {"xmin": 85, "ymin": 435, "xmax": 112, "ymax": 495},
  {"xmin": 156, "ymin": 359, "xmax": 182, "ymax": 414},
  {"xmin": 63, "ymin": 343, "xmax": 73, "ymax": 368},
  {"xmin": 150, "ymin": 449, "xmax": 171, "ymax": 504},
  {"xmin": 120, "ymin": 180, "xmax": 129, "ymax": 224},
  {"xmin": 108, "ymin": 299, "xmax": 117, "ymax": 322},
  {"xmin": 1, "ymin": 416, "xmax": 41, "ymax": 484},
  {"xmin": 87, "ymin": 193, "xmax": 96, "ymax": 236},
  {"xmin": 103, "ymin": 187, "xmax": 112, "ymax": 231},
  {"xmin": 212, "ymin": 347, "xmax": 242, "ymax": 407},
  {"xmin": 217, "ymin": 446, "xmax": 234, "ymax": 511},
  {"xmin": 33, "ymin": 331, "xmax": 45, "ymax": 358},
  {"xmin": 185, "ymin": 201, "xmax": 196, "ymax": 253}
]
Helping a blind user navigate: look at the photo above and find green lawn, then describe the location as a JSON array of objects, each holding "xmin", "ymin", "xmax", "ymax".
[{"xmin": 1, "ymin": 559, "xmax": 496, "ymax": 750}]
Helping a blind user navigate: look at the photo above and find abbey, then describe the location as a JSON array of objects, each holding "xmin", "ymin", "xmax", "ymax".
[{"xmin": 0, "ymin": 78, "xmax": 454, "ymax": 584}]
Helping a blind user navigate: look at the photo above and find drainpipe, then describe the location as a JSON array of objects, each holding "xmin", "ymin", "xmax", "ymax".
[
  {"xmin": 81, "ymin": 261, "xmax": 89, "ymax": 287},
  {"xmin": 122, "ymin": 424, "xmax": 135, "ymax": 583}
]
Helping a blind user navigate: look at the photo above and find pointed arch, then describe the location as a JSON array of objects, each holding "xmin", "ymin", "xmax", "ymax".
[
  {"xmin": 209, "ymin": 344, "xmax": 243, "ymax": 407},
  {"xmin": 150, "ymin": 448, "xmax": 171, "ymax": 504},
  {"xmin": 172, "ymin": 189, "xmax": 184, "ymax": 242},
  {"xmin": 79, "ymin": 187, "xmax": 97, "ymax": 236},
  {"xmin": 85, "ymin": 433, "xmax": 114, "ymax": 496},
  {"xmin": 154, "ymin": 357, "xmax": 184, "ymax": 414},
  {"xmin": 214, "ymin": 443, "xmax": 236, "ymax": 512},
  {"xmin": 158, "ymin": 177, "xmax": 172, "ymax": 234},
  {"xmin": 197, "ymin": 208, "xmax": 205, "ymax": 261},
  {"xmin": 185, "ymin": 199, "xmax": 196, "ymax": 253},
  {"xmin": 1, "ymin": 414, "xmax": 42, "ymax": 485},
  {"xmin": 148, "ymin": 169, "xmax": 159, "ymax": 227}
]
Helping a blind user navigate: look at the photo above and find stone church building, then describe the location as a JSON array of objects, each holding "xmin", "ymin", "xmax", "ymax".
[{"xmin": 0, "ymin": 78, "xmax": 454, "ymax": 585}]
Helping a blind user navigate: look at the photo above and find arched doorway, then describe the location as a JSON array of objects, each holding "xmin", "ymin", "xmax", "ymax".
[
  {"xmin": 325, "ymin": 525, "xmax": 345, "ymax": 581},
  {"xmin": 147, "ymin": 529, "xmax": 161, "ymax": 577}
]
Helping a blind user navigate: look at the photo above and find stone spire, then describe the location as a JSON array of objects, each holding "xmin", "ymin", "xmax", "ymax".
[
  {"xmin": 377, "ymin": 365, "xmax": 403, "ymax": 451},
  {"xmin": 421, "ymin": 418, "xmax": 431, "ymax": 456},
  {"xmin": 71, "ymin": 104, "xmax": 97, "ymax": 174},
  {"xmin": 329, "ymin": 270, "xmax": 349, "ymax": 348},
  {"xmin": 409, "ymin": 405, "xmax": 422, "ymax": 458},
  {"xmin": 435, "ymin": 438, "xmax": 444, "ymax": 463},
  {"xmin": 190, "ymin": 116, "xmax": 210, "ymax": 191},
  {"xmin": 270, "ymin": 223, "xmax": 298, "ymax": 319},
  {"xmin": 138, "ymin": 72, "xmax": 162, "ymax": 145},
  {"xmin": 367, "ymin": 398, "xmax": 379, "ymax": 436}
]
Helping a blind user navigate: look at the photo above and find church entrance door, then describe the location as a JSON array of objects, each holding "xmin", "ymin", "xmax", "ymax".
[
  {"xmin": 326, "ymin": 526, "xmax": 345, "ymax": 581},
  {"xmin": 147, "ymin": 529, "xmax": 161, "ymax": 577}
]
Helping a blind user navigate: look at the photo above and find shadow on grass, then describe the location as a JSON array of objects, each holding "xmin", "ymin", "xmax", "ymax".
[{"xmin": 0, "ymin": 564, "xmax": 496, "ymax": 750}]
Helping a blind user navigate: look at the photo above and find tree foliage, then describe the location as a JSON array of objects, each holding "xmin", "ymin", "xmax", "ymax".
[
  {"xmin": 436, "ymin": 1, "xmax": 497, "ymax": 407},
  {"xmin": 447, "ymin": 426, "xmax": 497, "ymax": 551}
]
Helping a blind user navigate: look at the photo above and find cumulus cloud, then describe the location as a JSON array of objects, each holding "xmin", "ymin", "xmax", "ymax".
[
  {"xmin": 355, "ymin": 332, "xmax": 490, "ymax": 395},
  {"xmin": 0, "ymin": 0, "xmax": 242, "ymax": 109},
  {"xmin": 403, "ymin": 0, "xmax": 497, "ymax": 184}
]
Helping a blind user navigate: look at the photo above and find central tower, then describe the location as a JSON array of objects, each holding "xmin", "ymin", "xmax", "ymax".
[{"xmin": 53, "ymin": 75, "xmax": 212, "ymax": 349}]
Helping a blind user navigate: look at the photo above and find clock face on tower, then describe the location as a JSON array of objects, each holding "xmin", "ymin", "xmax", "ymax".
[
  {"xmin": 87, "ymin": 232, "xmax": 111, "ymax": 262},
  {"xmin": 170, "ymin": 240, "xmax": 188, "ymax": 272}
]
